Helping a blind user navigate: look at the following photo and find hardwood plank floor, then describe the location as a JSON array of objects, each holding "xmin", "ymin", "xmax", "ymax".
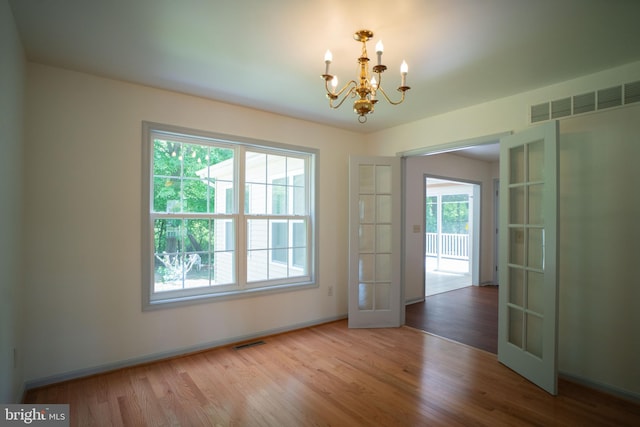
[
  {"xmin": 24, "ymin": 320, "xmax": 640, "ymax": 426},
  {"xmin": 406, "ymin": 285, "xmax": 499, "ymax": 353}
]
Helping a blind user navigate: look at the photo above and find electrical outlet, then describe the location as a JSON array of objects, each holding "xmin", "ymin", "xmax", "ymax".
[{"xmin": 328, "ymin": 286, "xmax": 333, "ymax": 296}]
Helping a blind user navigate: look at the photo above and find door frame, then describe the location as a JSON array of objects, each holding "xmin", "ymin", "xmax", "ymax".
[
  {"xmin": 423, "ymin": 175, "xmax": 481, "ymax": 295},
  {"xmin": 400, "ymin": 131, "xmax": 510, "ymax": 305}
]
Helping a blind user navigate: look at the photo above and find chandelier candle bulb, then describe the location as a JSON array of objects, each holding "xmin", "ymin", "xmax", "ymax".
[
  {"xmin": 324, "ymin": 50, "xmax": 332, "ymax": 75},
  {"xmin": 376, "ymin": 40, "xmax": 383, "ymax": 66},
  {"xmin": 401, "ymin": 60, "xmax": 408, "ymax": 86},
  {"xmin": 371, "ymin": 76, "xmax": 377, "ymax": 100},
  {"xmin": 331, "ymin": 76, "xmax": 338, "ymax": 94}
]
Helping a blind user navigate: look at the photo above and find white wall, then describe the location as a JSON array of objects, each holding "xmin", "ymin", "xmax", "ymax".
[
  {"xmin": 404, "ymin": 154, "xmax": 498, "ymax": 302},
  {"xmin": 22, "ymin": 63, "xmax": 366, "ymax": 385},
  {"xmin": 369, "ymin": 61, "xmax": 640, "ymax": 397},
  {"xmin": 558, "ymin": 104, "xmax": 640, "ymax": 397},
  {"xmin": 0, "ymin": 0, "xmax": 26, "ymax": 403}
]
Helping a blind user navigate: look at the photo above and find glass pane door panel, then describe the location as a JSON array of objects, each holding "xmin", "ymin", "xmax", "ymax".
[
  {"xmin": 359, "ymin": 254, "xmax": 374, "ymax": 281},
  {"xmin": 376, "ymin": 195, "xmax": 392, "ymax": 223},
  {"xmin": 527, "ymin": 228, "xmax": 544, "ymax": 269},
  {"xmin": 376, "ymin": 224, "xmax": 392, "ymax": 252},
  {"xmin": 359, "ymin": 225, "xmax": 374, "ymax": 252},
  {"xmin": 359, "ymin": 195, "xmax": 375, "ymax": 223},
  {"xmin": 526, "ymin": 314, "xmax": 543, "ymax": 358},
  {"xmin": 528, "ymin": 184, "xmax": 544, "ymax": 225},
  {"xmin": 358, "ymin": 283, "xmax": 373, "ymax": 310},
  {"xmin": 375, "ymin": 165, "xmax": 392, "ymax": 193},
  {"xmin": 509, "ymin": 228, "xmax": 525, "ymax": 265},
  {"xmin": 510, "ymin": 187, "xmax": 525, "ymax": 223},
  {"xmin": 527, "ymin": 140, "xmax": 545, "ymax": 182},
  {"xmin": 375, "ymin": 254, "xmax": 391, "ymax": 282},
  {"xmin": 509, "ymin": 267, "xmax": 524, "ymax": 306},
  {"xmin": 527, "ymin": 271, "xmax": 545, "ymax": 315},
  {"xmin": 509, "ymin": 307, "xmax": 524, "ymax": 347},
  {"xmin": 359, "ymin": 165, "xmax": 375, "ymax": 193},
  {"xmin": 375, "ymin": 283, "xmax": 391, "ymax": 310},
  {"xmin": 510, "ymin": 146, "xmax": 525, "ymax": 184}
]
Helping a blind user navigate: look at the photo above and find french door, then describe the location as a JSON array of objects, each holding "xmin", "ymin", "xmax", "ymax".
[
  {"xmin": 498, "ymin": 121, "xmax": 559, "ymax": 395},
  {"xmin": 348, "ymin": 156, "xmax": 402, "ymax": 328}
]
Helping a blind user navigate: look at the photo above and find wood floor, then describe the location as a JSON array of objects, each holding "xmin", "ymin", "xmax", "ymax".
[
  {"xmin": 406, "ymin": 285, "xmax": 499, "ymax": 353},
  {"xmin": 24, "ymin": 320, "xmax": 640, "ymax": 426}
]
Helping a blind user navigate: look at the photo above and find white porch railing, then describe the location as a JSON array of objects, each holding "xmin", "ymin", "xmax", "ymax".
[{"xmin": 425, "ymin": 232, "xmax": 469, "ymax": 259}]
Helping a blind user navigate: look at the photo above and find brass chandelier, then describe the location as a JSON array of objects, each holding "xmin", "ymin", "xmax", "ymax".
[{"xmin": 322, "ymin": 29, "xmax": 410, "ymax": 123}]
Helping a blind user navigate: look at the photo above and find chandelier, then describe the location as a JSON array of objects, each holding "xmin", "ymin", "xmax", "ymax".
[{"xmin": 322, "ymin": 29, "xmax": 410, "ymax": 123}]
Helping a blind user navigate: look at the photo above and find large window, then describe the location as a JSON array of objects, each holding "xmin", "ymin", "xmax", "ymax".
[{"xmin": 142, "ymin": 122, "xmax": 317, "ymax": 308}]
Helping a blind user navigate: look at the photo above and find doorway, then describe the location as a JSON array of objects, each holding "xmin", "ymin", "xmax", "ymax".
[{"xmin": 425, "ymin": 177, "xmax": 480, "ymax": 296}]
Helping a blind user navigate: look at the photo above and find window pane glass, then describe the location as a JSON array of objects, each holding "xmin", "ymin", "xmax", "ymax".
[
  {"xmin": 426, "ymin": 196, "xmax": 437, "ymax": 233},
  {"xmin": 245, "ymin": 183, "xmax": 266, "ymax": 214},
  {"xmin": 442, "ymin": 194, "xmax": 469, "ymax": 233},
  {"xmin": 203, "ymin": 147, "xmax": 234, "ymax": 214},
  {"xmin": 183, "ymin": 179, "xmax": 208, "ymax": 213},
  {"xmin": 271, "ymin": 221, "xmax": 288, "ymax": 263},
  {"xmin": 292, "ymin": 221, "xmax": 307, "ymax": 272},
  {"xmin": 153, "ymin": 140, "xmax": 233, "ymax": 215},
  {"xmin": 269, "ymin": 177, "xmax": 287, "ymax": 215},
  {"xmin": 246, "ymin": 152, "xmax": 266, "ymax": 183},
  {"xmin": 153, "ymin": 139, "xmax": 182, "ymax": 177},
  {"xmin": 247, "ymin": 219, "xmax": 268, "ymax": 250},
  {"xmin": 267, "ymin": 154, "xmax": 286, "ymax": 181},
  {"xmin": 247, "ymin": 250, "xmax": 268, "ymax": 282},
  {"xmin": 154, "ymin": 177, "xmax": 180, "ymax": 213},
  {"xmin": 182, "ymin": 143, "xmax": 209, "ymax": 178},
  {"xmin": 293, "ymin": 174, "xmax": 306, "ymax": 215}
]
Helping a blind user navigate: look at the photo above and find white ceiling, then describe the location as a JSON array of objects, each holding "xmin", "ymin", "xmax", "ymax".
[{"xmin": 9, "ymin": 0, "xmax": 640, "ymax": 134}]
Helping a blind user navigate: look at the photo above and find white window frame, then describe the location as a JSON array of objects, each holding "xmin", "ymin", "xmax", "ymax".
[{"xmin": 142, "ymin": 122, "xmax": 318, "ymax": 310}]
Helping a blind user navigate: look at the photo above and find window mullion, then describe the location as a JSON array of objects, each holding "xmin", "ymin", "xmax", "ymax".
[{"xmin": 237, "ymin": 145, "xmax": 247, "ymax": 289}]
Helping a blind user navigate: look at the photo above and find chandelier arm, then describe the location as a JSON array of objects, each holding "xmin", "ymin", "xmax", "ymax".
[
  {"xmin": 329, "ymin": 85, "xmax": 357, "ymax": 109},
  {"xmin": 376, "ymin": 85, "xmax": 409, "ymax": 106},
  {"xmin": 325, "ymin": 79, "xmax": 358, "ymax": 99}
]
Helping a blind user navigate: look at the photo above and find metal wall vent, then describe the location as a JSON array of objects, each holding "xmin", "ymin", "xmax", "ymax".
[
  {"xmin": 625, "ymin": 80, "xmax": 640, "ymax": 105},
  {"xmin": 530, "ymin": 80, "xmax": 640, "ymax": 124},
  {"xmin": 597, "ymin": 86, "xmax": 622, "ymax": 110},
  {"xmin": 573, "ymin": 92, "xmax": 596, "ymax": 115},
  {"xmin": 551, "ymin": 97, "xmax": 572, "ymax": 119},
  {"xmin": 531, "ymin": 102, "xmax": 550, "ymax": 123}
]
